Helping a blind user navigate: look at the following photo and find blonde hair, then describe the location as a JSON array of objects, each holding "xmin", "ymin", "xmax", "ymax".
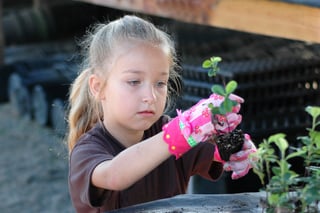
[{"xmin": 66, "ymin": 15, "xmax": 181, "ymax": 152}]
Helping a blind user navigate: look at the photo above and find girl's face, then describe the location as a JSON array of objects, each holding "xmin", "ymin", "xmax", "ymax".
[{"xmin": 97, "ymin": 42, "xmax": 170, "ymax": 144}]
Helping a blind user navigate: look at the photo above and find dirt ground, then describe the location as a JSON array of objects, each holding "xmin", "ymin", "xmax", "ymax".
[{"xmin": 0, "ymin": 103, "xmax": 74, "ymax": 213}]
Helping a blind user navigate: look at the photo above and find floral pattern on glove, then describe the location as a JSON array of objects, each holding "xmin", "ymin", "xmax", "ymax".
[{"xmin": 223, "ymin": 134, "xmax": 257, "ymax": 179}]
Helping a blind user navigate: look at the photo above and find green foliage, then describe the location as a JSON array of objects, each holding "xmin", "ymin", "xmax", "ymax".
[
  {"xmin": 202, "ymin": 56, "xmax": 238, "ymax": 116},
  {"xmin": 302, "ymin": 106, "xmax": 320, "ymax": 166},
  {"xmin": 250, "ymin": 106, "xmax": 320, "ymax": 212},
  {"xmin": 302, "ymin": 167, "xmax": 320, "ymax": 208},
  {"xmin": 202, "ymin": 56, "xmax": 222, "ymax": 77}
]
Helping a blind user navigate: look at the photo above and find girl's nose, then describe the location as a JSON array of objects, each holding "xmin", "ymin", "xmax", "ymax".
[{"xmin": 142, "ymin": 86, "xmax": 156, "ymax": 104}]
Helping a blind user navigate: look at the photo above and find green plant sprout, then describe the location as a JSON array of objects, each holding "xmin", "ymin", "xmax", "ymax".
[
  {"xmin": 263, "ymin": 134, "xmax": 302, "ymax": 210},
  {"xmin": 202, "ymin": 56, "xmax": 222, "ymax": 77},
  {"xmin": 298, "ymin": 106, "xmax": 320, "ymax": 168},
  {"xmin": 202, "ymin": 56, "xmax": 238, "ymax": 116},
  {"xmin": 250, "ymin": 106, "xmax": 320, "ymax": 212}
]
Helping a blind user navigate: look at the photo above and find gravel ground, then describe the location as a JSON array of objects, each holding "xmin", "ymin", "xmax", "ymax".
[{"xmin": 0, "ymin": 103, "xmax": 74, "ymax": 213}]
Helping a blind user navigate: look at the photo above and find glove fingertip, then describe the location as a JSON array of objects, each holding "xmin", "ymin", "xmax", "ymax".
[
  {"xmin": 223, "ymin": 163, "xmax": 231, "ymax": 171},
  {"xmin": 244, "ymin": 133, "xmax": 251, "ymax": 140},
  {"xmin": 231, "ymin": 172, "xmax": 241, "ymax": 180},
  {"xmin": 229, "ymin": 93, "xmax": 244, "ymax": 104}
]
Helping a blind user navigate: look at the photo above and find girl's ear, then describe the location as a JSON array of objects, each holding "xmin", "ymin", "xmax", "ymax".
[{"xmin": 89, "ymin": 74, "xmax": 105, "ymax": 100}]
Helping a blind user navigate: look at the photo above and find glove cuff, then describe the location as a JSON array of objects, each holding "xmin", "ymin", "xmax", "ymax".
[{"xmin": 162, "ymin": 113, "xmax": 197, "ymax": 159}]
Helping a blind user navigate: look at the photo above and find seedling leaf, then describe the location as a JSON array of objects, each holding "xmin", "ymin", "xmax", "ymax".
[
  {"xmin": 223, "ymin": 99, "xmax": 234, "ymax": 113},
  {"xmin": 306, "ymin": 106, "xmax": 320, "ymax": 119},
  {"xmin": 202, "ymin": 59, "xmax": 212, "ymax": 69},
  {"xmin": 225, "ymin": 80, "xmax": 238, "ymax": 94},
  {"xmin": 211, "ymin": 107, "xmax": 221, "ymax": 115},
  {"xmin": 211, "ymin": 85, "xmax": 225, "ymax": 96}
]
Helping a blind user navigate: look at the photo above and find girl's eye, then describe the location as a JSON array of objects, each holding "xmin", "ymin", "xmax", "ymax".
[
  {"xmin": 156, "ymin": 81, "xmax": 167, "ymax": 88},
  {"xmin": 128, "ymin": 80, "xmax": 140, "ymax": 86}
]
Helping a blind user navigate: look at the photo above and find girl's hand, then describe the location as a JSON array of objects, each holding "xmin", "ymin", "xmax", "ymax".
[
  {"xmin": 222, "ymin": 134, "xmax": 257, "ymax": 179},
  {"xmin": 162, "ymin": 93, "xmax": 243, "ymax": 158},
  {"xmin": 206, "ymin": 93, "xmax": 243, "ymax": 134}
]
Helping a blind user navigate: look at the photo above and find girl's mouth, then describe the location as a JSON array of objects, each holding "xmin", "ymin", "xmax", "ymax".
[{"xmin": 138, "ymin": 110, "xmax": 155, "ymax": 116}]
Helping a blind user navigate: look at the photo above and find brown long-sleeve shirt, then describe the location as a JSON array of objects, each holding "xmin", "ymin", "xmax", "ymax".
[{"xmin": 69, "ymin": 116, "xmax": 223, "ymax": 213}]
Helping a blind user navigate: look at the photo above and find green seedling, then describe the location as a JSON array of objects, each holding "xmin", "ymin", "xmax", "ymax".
[
  {"xmin": 202, "ymin": 56, "xmax": 238, "ymax": 116},
  {"xmin": 202, "ymin": 56, "xmax": 244, "ymax": 161}
]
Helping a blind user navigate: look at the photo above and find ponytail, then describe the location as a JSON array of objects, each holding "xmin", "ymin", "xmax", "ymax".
[{"xmin": 66, "ymin": 68, "xmax": 102, "ymax": 152}]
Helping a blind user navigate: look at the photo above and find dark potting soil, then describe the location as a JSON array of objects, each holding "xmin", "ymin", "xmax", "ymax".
[{"xmin": 215, "ymin": 129, "xmax": 245, "ymax": 161}]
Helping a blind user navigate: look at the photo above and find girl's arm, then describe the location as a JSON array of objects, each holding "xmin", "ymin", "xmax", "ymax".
[{"xmin": 91, "ymin": 132, "xmax": 171, "ymax": 190}]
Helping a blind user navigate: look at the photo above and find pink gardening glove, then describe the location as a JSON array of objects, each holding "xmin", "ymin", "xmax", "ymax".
[
  {"xmin": 162, "ymin": 93, "xmax": 243, "ymax": 158},
  {"xmin": 223, "ymin": 134, "xmax": 257, "ymax": 179}
]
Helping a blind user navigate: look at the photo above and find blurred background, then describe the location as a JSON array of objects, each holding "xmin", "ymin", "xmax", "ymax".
[{"xmin": 0, "ymin": 0, "xmax": 319, "ymax": 212}]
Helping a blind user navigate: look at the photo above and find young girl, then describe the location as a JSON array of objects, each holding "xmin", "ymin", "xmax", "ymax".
[{"xmin": 67, "ymin": 15, "xmax": 256, "ymax": 213}]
